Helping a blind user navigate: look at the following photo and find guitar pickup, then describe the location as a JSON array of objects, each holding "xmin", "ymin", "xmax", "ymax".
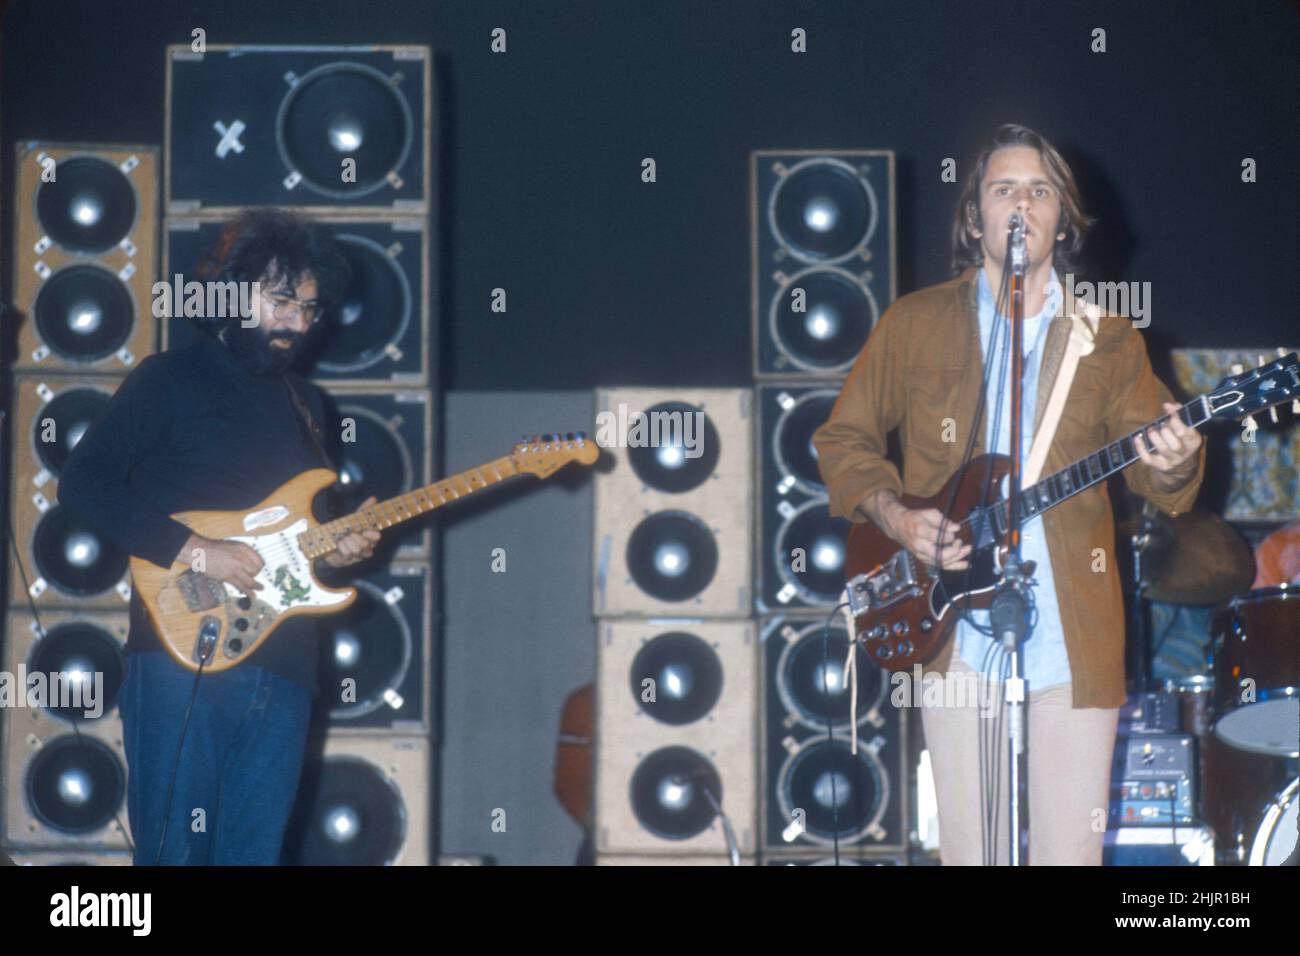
[{"xmin": 177, "ymin": 569, "xmax": 225, "ymax": 612}]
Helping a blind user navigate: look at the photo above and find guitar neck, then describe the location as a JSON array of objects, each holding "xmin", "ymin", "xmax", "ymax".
[
  {"xmin": 985, "ymin": 395, "xmax": 1212, "ymax": 535},
  {"xmin": 301, "ymin": 454, "xmax": 522, "ymax": 557}
]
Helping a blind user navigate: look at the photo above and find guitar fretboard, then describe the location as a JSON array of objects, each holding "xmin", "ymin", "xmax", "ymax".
[
  {"xmin": 981, "ymin": 396, "xmax": 1212, "ymax": 538},
  {"xmin": 299, "ymin": 454, "xmax": 521, "ymax": 559}
]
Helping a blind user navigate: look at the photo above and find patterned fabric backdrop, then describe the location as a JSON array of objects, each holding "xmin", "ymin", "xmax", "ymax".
[{"xmin": 1171, "ymin": 349, "xmax": 1300, "ymax": 521}]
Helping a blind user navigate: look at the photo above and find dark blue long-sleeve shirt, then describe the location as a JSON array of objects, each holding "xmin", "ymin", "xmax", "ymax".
[{"xmin": 57, "ymin": 332, "xmax": 335, "ymax": 695}]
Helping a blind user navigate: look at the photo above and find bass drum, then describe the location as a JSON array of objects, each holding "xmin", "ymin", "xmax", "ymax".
[
  {"xmin": 1249, "ymin": 779, "xmax": 1299, "ymax": 866},
  {"xmin": 1210, "ymin": 585, "xmax": 1300, "ymax": 757}
]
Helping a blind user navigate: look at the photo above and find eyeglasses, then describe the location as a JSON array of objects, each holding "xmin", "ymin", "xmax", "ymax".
[{"xmin": 265, "ymin": 290, "xmax": 322, "ymax": 324}]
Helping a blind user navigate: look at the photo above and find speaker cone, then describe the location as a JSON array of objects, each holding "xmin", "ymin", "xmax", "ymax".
[
  {"xmin": 35, "ymin": 156, "xmax": 136, "ymax": 254},
  {"xmin": 771, "ymin": 268, "xmax": 878, "ymax": 373},
  {"xmin": 626, "ymin": 511, "xmax": 719, "ymax": 602},
  {"xmin": 33, "ymin": 265, "xmax": 135, "ymax": 362},
  {"xmin": 26, "ymin": 735, "xmax": 125, "ymax": 834},
  {"xmin": 28, "ymin": 622, "xmax": 125, "ymax": 721},
  {"xmin": 773, "ymin": 390, "xmax": 837, "ymax": 495},
  {"xmin": 33, "ymin": 387, "xmax": 111, "ymax": 476},
  {"xmin": 626, "ymin": 402, "xmax": 720, "ymax": 493},
  {"xmin": 629, "ymin": 631, "xmax": 724, "ymax": 726},
  {"xmin": 775, "ymin": 622, "xmax": 881, "ymax": 731},
  {"xmin": 319, "ymin": 581, "xmax": 412, "ymax": 720},
  {"xmin": 284, "ymin": 756, "xmax": 407, "ymax": 865},
  {"xmin": 628, "ymin": 746, "xmax": 722, "ymax": 840},
  {"xmin": 313, "ymin": 234, "xmax": 412, "ymax": 372},
  {"xmin": 778, "ymin": 737, "xmax": 887, "ymax": 844},
  {"xmin": 276, "ymin": 62, "xmax": 413, "ymax": 198},
  {"xmin": 770, "ymin": 158, "xmax": 876, "ymax": 263},
  {"xmin": 321, "ymin": 404, "xmax": 414, "ymax": 518},
  {"xmin": 31, "ymin": 506, "xmax": 128, "ymax": 597},
  {"xmin": 775, "ymin": 500, "xmax": 851, "ymax": 606}
]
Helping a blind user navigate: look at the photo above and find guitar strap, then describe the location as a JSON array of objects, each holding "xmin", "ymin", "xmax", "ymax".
[
  {"xmin": 282, "ymin": 375, "xmax": 332, "ymax": 469},
  {"xmin": 1023, "ymin": 303, "xmax": 1099, "ymax": 485}
]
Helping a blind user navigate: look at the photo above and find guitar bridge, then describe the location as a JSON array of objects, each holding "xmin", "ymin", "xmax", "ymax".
[
  {"xmin": 177, "ymin": 569, "xmax": 226, "ymax": 612},
  {"xmin": 847, "ymin": 550, "xmax": 922, "ymax": 615}
]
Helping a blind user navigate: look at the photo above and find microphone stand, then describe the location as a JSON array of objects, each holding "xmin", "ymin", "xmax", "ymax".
[{"xmin": 988, "ymin": 214, "xmax": 1031, "ymax": 866}]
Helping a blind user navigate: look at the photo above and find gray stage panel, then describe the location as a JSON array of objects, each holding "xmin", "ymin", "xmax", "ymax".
[{"xmin": 439, "ymin": 390, "xmax": 595, "ymax": 865}]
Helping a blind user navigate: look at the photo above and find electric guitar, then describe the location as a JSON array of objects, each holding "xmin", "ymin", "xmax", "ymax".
[
  {"xmin": 843, "ymin": 353, "xmax": 1300, "ymax": 672},
  {"xmin": 131, "ymin": 433, "xmax": 599, "ymax": 672}
]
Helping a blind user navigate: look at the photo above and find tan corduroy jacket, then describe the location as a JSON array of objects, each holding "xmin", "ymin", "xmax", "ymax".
[{"xmin": 812, "ymin": 267, "xmax": 1205, "ymax": 708}]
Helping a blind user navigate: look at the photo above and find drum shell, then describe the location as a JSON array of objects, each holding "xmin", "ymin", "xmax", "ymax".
[{"xmin": 1211, "ymin": 586, "xmax": 1300, "ymax": 757}]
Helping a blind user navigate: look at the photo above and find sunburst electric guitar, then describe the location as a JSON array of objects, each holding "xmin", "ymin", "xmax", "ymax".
[
  {"xmin": 131, "ymin": 432, "xmax": 599, "ymax": 672},
  {"xmin": 843, "ymin": 353, "xmax": 1300, "ymax": 672}
]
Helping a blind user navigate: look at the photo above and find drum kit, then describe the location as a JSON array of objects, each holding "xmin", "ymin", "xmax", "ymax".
[{"xmin": 1130, "ymin": 507, "xmax": 1298, "ymax": 866}]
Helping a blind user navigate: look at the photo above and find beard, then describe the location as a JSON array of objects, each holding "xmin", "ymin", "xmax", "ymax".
[{"xmin": 222, "ymin": 320, "xmax": 310, "ymax": 377}]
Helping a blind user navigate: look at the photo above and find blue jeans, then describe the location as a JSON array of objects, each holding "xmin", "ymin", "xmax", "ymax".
[{"xmin": 119, "ymin": 651, "xmax": 312, "ymax": 865}]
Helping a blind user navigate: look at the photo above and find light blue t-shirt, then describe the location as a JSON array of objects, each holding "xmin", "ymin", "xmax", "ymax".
[{"xmin": 953, "ymin": 268, "xmax": 1072, "ymax": 690}]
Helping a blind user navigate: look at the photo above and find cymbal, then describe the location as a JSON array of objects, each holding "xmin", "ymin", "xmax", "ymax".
[{"xmin": 1130, "ymin": 510, "xmax": 1256, "ymax": 605}]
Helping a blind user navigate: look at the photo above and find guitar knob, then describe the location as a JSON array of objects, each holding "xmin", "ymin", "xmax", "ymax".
[
  {"xmin": 920, "ymin": 618, "xmax": 933, "ymax": 632},
  {"xmin": 896, "ymin": 640, "xmax": 914, "ymax": 657},
  {"xmin": 892, "ymin": 620, "xmax": 910, "ymax": 636},
  {"xmin": 876, "ymin": 644, "xmax": 893, "ymax": 660}
]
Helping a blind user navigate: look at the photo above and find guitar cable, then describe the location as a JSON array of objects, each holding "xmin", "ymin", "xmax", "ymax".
[
  {"xmin": 1, "ymin": 408, "xmax": 137, "ymax": 857},
  {"xmin": 154, "ymin": 652, "xmax": 209, "ymax": 865}
]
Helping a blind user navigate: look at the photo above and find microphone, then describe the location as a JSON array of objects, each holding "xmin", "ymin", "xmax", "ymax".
[{"xmin": 1007, "ymin": 212, "xmax": 1027, "ymax": 274}]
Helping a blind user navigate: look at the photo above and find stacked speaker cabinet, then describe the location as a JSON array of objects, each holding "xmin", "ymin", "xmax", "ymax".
[
  {"xmin": 751, "ymin": 149, "xmax": 909, "ymax": 862},
  {"xmin": 591, "ymin": 388, "xmax": 757, "ymax": 863},
  {"xmin": 3, "ymin": 141, "xmax": 160, "ymax": 858}
]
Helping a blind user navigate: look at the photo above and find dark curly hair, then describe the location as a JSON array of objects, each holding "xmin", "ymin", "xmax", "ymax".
[
  {"xmin": 951, "ymin": 124, "xmax": 1095, "ymax": 277},
  {"xmin": 191, "ymin": 208, "xmax": 350, "ymax": 335}
]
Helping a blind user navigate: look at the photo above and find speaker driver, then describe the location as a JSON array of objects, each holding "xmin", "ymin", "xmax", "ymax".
[
  {"xmin": 283, "ymin": 756, "xmax": 407, "ymax": 865},
  {"xmin": 625, "ymin": 511, "xmax": 719, "ymax": 602},
  {"xmin": 319, "ymin": 581, "xmax": 412, "ymax": 721},
  {"xmin": 320, "ymin": 404, "xmax": 414, "ymax": 519},
  {"xmin": 276, "ymin": 62, "xmax": 414, "ymax": 198},
  {"xmin": 28, "ymin": 622, "xmax": 125, "ymax": 722},
  {"xmin": 312, "ymin": 234, "xmax": 412, "ymax": 373},
  {"xmin": 33, "ymin": 265, "xmax": 135, "ymax": 363},
  {"xmin": 35, "ymin": 156, "xmax": 136, "ymax": 254},
  {"xmin": 770, "ymin": 267, "xmax": 878, "ymax": 374},
  {"xmin": 627, "ymin": 403, "xmax": 720, "ymax": 493},
  {"xmin": 32, "ymin": 387, "xmax": 111, "ymax": 476},
  {"xmin": 777, "ymin": 737, "xmax": 887, "ymax": 844},
  {"xmin": 628, "ymin": 746, "xmax": 722, "ymax": 841},
  {"xmin": 31, "ymin": 506, "xmax": 128, "ymax": 597},
  {"xmin": 773, "ymin": 390, "xmax": 838, "ymax": 496},
  {"xmin": 775, "ymin": 621, "xmax": 882, "ymax": 732},
  {"xmin": 26, "ymin": 735, "xmax": 125, "ymax": 834},
  {"xmin": 629, "ymin": 631, "xmax": 724, "ymax": 726},
  {"xmin": 774, "ymin": 500, "xmax": 850, "ymax": 606},
  {"xmin": 769, "ymin": 157, "xmax": 877, "ymax": 264}
]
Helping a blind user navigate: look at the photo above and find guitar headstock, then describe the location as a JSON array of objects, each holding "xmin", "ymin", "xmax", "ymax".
[
  {"xmin": 1205, "ymin": 352, "xmax": 1300, "ymax": 421},
  {"xmin": 512, "ymin": 432, "xmax": 600, "ymax": 478}
]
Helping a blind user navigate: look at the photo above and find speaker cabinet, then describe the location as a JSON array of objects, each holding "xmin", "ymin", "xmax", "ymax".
[
  {"xmin": 6, "ymin": 849, "xmax": 132, "ymax": 865},
  {"xmin": 12, "ymin": 142, "xmax": 159, "ymax": 372},
  {"xmin": 166, "ymin": 44, "xmax": 431, "ymax": 215},
  {"xmin": 595, "ymin": 619, "xmax": 756, "ymax": 858},
  {"xmin": 597, "ymin": 854, "xmax": 756, "ymax": 866},
  {"xmin": 2, "ymin": 610, "xmax": 130, "ymax": 849},
  {"xmin": 751, "ymin": 150, "xmax": 895, "ymax": 379},
  {"xmin": 282, "ymin": 732, "xmax": 430, "ymax": 865},
  {"xmin": 756, "ymin": 383, "xmax": 852, "ymax": 612},
  {"xmin": 759, "ymin": 615, "xmax": 907, "ymax": 857},
  {"xmin": 314, "ymin": 561, "xmax": 433, "ymax": 733},
  {"xmin": 8, "ymin": 375, "xmax": 130, "ymax": 610},
  {"xmin": 593, "ymin": 388, "xmax": 752, "ymax": 617},
  {"xmin": 162, "ymin": 216, "xmax": 432, "ymax": 387}
]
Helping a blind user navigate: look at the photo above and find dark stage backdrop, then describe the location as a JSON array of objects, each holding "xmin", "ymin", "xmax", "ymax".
[{"xmin": 2, "ymin": 0, "xmax": 1296, "ymax": 390}]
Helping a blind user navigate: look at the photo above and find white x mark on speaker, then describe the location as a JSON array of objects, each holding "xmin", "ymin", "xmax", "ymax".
[{"xmin": 213, "ymin": 119, "xmax": 247, "ymax": 159}]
